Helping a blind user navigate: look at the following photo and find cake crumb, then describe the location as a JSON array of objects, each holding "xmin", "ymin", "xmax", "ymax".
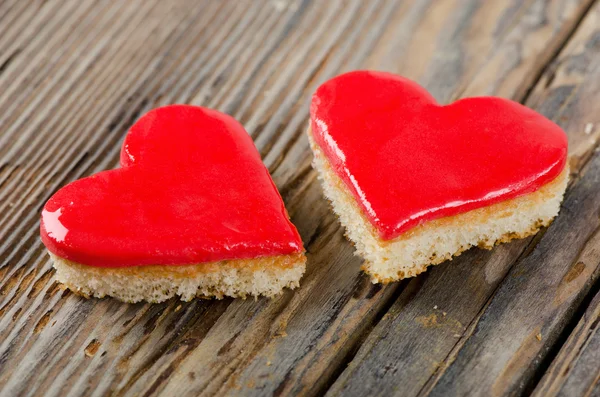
[
  {"xmin": 266, "ymin": 360, "xmax": 272, "ymax": 366},
  {"xmin": 536, "ymin": 333, "xmax": 542, "ymax": 341},
  {"xmin": 442, "ymin": 312, "xmax": 447, "ymax": 317},
  {"xmin": 585, "ymin": 123, "xmax": 594, "ymax": 135},
  {"xmin": 433, "ymin": 305, "xmax": 438, "ymax": 310}
]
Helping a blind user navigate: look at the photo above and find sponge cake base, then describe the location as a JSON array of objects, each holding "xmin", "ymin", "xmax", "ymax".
[
  {"xmin": 309, "ymin": 129, "xmax": 568, "ymax": 283},
  {"xmin": 50, "ymin": 252, "xmax": 306, "ymax": 303}
]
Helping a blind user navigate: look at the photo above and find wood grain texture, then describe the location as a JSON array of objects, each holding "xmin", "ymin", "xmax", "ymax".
[
  {"xmin": 0, "ymin": 1, "xmax": 599, "ymax": 396},
  {"xmin": 424, "ymin": 6, "xmax": 600, "ymax": 395},
  {"xmin": 329, "ymin": 3, "xmax": 600, "ymax": 396},
  {"xmin": 427, "ymin": 153, "xmax": 600, "ymax": 397},
  {"xmin": 533, "ymin": 289, "xmax": 600, "ymax": 397}
]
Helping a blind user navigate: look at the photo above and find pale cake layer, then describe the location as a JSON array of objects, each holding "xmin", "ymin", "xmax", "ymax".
[
  {"xmin": 308, "ymin": 129, "xmax": 568, "ymax": 283},
  {"xmin": 50, "ymin": 252, "xmax": 306, "ymax": 303}
]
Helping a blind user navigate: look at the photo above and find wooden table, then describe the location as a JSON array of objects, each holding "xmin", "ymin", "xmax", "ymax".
[{"xmin": 1, "ymin": 1, "xmax": 599, "ymax": 396}]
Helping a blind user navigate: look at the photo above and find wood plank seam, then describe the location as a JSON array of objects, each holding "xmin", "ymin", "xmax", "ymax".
[
  {"xmin": 429, "ymin": 155, "xmax": 600, "ymax": 395},
  {"xmin": 113, "ymin": 3, "xmax": 408, "ymax": 390},
  {"xmin": 300, "ymin": 1, "xmax": 600, "ymax": 392},
  {"xmin": 136, "ymin": 0, "xmax": 600, "ymax": 392},
  {"xmin": 415, "ymin": 227, "xmax": 550, "ymax": 396},
  {"xmin": 0, "ymin": 0, "xmax": 226, "ymax": 358},
  {"xmin": 325, "ymin": 2, "xmax": 600, "ymax": 394},
  {"xmin": 418, "ymin": 137, "xmax": 600, "ymax": 395},
  {"xmin": 518, "ymin": 0, "xmax": 600, "ymax": 104},
  {"xmin": 1, "ymin": 1, "xmax": 599, "ymax": 395},
  {"xmin": 0, "ymin": 0, "xmax": 213, "ymax": 264},
  {"xmin": 0, "ymin": 2, "xmax": 328, "ymax": 392},
  {"xmin": 532, "ymin": 285, "xmax": 600, "ymax": 395}
]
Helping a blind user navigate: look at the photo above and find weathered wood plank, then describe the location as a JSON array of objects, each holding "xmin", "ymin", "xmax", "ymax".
[
  {"xmin": 427, "ymin": 157, "xmax": 600, "ymax": 397},
  {"xmin": 533, "ymin": 289, "xmax": 600, "ymax": 397},
  {"xmin": 0, "ymin": 2, "xmax": 251, "ymax": 396},
  {"xmin": 0, "ymin": 1, "xmax": 597, "ymax": 396},
  {"xmin": 149, "ymin": 1, "xmax": 599, "ymax": 396},
  {"xmin": 420, "ymin": 6, "xmax": 600, "ymax": 395},
  {"xmin": 326, "ymin": 2, "xmax": 600, "ymax": 396}
]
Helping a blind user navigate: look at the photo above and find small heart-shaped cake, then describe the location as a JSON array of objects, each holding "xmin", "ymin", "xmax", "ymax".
[
  {"xmin": 41, "ymin": 105, "xmax": 305, "ymax": 302},
  {"xmin": 309, "ymin": 71, "xmax": 568, "ymax": 283}
]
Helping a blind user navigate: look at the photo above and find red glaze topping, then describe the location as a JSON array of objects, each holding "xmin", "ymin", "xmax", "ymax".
[
  {"xmin": 41, "ymin": 105, "xmax": 303, "ymax": 267},
  {"xmin": 310, "ymin": 71, "xmax": 568, "ymax": 240}
]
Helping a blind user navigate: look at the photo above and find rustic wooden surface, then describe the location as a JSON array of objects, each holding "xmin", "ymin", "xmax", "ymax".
[{"xmin": 0, "ymin": 1, "xmax": 599, "ymax": 396}]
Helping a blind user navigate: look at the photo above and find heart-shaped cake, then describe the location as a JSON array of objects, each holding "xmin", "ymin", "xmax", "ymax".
[
  {"xmin": 41, "ymin": 105, "xmax": 305, "ymax": 302},
  {"xmin": 309, "ymin": 71, "xmax": 568, "ymax": 282}
]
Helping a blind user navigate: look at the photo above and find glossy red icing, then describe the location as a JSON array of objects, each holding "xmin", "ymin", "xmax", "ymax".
[
  {"xmin": 41, "ymin": 105, "xmax": 303, "ymax": 267},
  {"xmin": 310, "ymin": 71, "xmax": 568, "ymax": 240}
]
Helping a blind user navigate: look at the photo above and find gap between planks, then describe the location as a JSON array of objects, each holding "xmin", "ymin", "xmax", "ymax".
[{"xmin": 0, "ymin": 1, "xmax": 599, "ymax": 396}]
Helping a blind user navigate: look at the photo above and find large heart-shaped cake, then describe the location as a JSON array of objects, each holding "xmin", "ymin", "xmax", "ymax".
[
  {"xmin": 309, "ymin": 71, "xmax": 568, "ymax": 282},
  {"xmin": 41, "ymin": 105, "xmax": 305, "ymax": 302}
]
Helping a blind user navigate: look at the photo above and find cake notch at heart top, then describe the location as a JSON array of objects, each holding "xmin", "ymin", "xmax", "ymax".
[
  {"xmin": 309, "ymin": 70, "xmax": 568, "ymax": 282},
  {"xmin": 41, "ymin": 105, "xmax": 305, "ymax": 302}
]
